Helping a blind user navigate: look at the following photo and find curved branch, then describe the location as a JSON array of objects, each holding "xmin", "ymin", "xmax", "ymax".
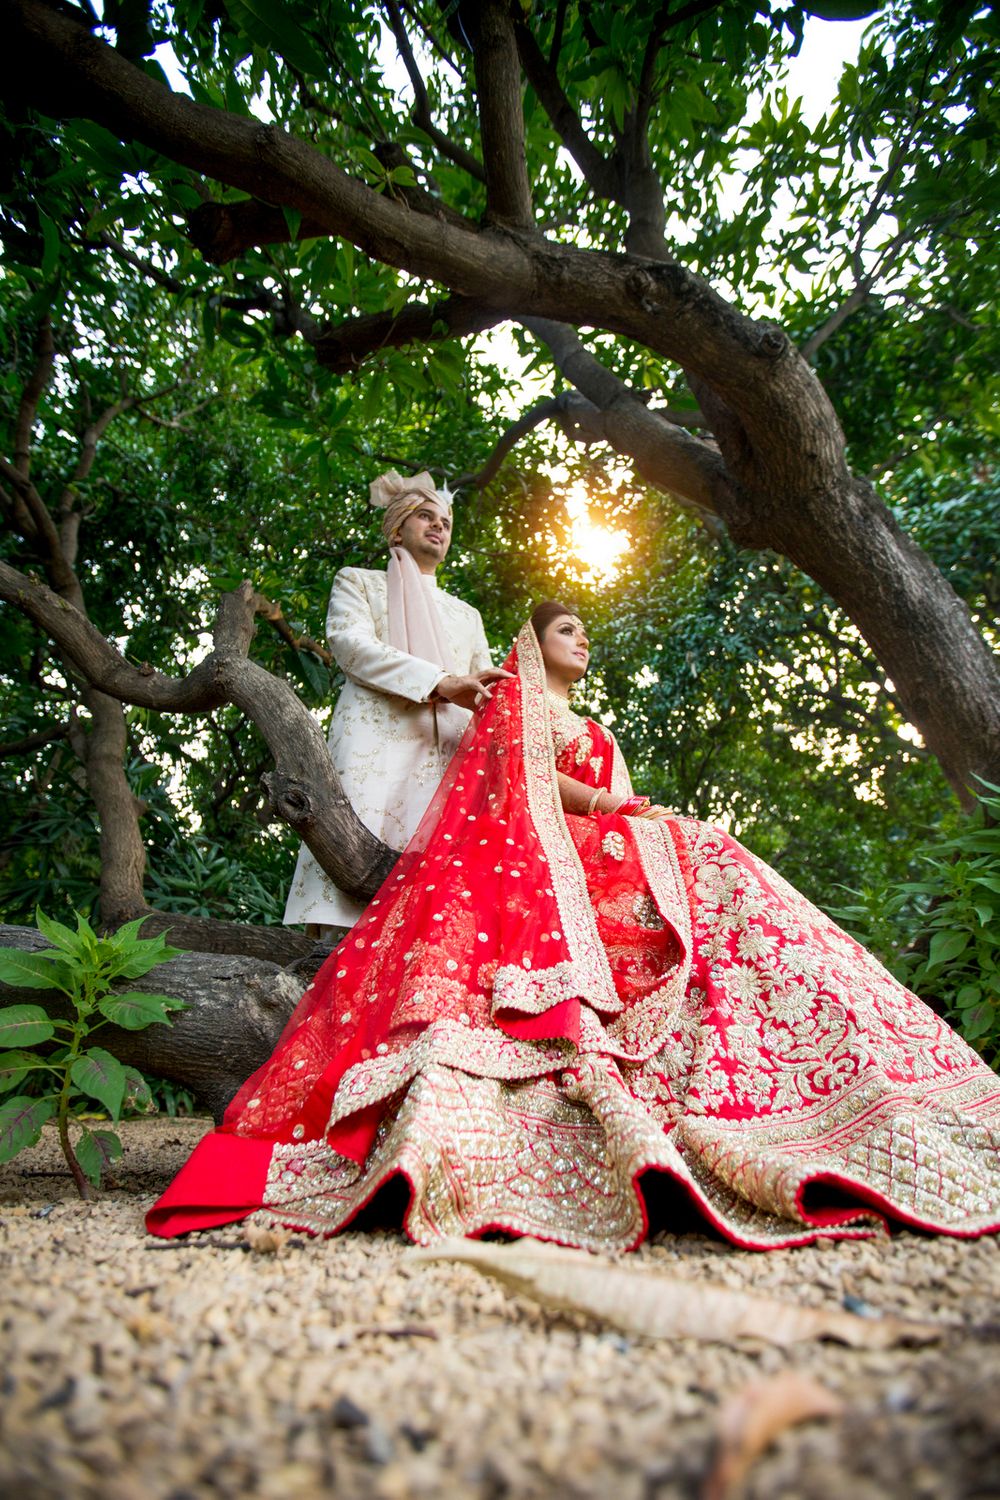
[
  {"xmin": 186, "ymin": 199, "xmax": 330, "ymax": 266},
  {"xmin": 513, "ymin": 16, "xmax": 617, "ymax": 199},
  {"xmin": 0, "ymin": 457, "xmax": 81, "ymax": 600},
  {"xmin": 522, "ymin": 319, "xmax": 729, "ymax": 520},
  {"xmin": 383, "ymin": 0, "xmax": 486, "ymax": 182},
  {"xmin": 472, "ymin": 0, "xmax": 534, "ymax": 227},
  {"xmin": 254, "ymin": 594, "xmax": 332, "ymax": 666},
  {"xmin": 1, "ymin": 2, "xmax": 796, "ymax": 413},
  {"xmin": 0, "ymin": 563, "xmax": 398, "ymax": 903},
  {"xmin": 313, "ymin": 293, "xmax": 501, "ymax": 371},
  {"xmin": 0, "ymin": 723, "xmax": 69, "ymax": 759},
  {"xmin": 459, "ymin": 395, "xmax": 573, "ymax": 488}
]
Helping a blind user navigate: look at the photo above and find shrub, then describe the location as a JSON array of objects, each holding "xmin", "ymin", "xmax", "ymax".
[{"xmin": 0, "ymin": 911, "xmax": 185, "ymax": 1197}]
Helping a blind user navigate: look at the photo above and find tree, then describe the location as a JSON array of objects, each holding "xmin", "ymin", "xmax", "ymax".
[
  {"xmin": 1, "ymin": 0, "xmax": 996, "ymax": 803},
  {"xmin": 0, "ymin": 0, "xmax": 997, "ymax": 1103}
]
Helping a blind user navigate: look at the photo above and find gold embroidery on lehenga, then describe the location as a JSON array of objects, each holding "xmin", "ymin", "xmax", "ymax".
[
  {"xmin": 249, "ymin": 644, "xmax": 1000, "ymax": 1254},
  {"xmin": 601, "ymin": 831, "xmax": 626, "ymax": 861}
]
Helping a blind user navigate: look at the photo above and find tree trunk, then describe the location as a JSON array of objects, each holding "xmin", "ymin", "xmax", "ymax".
[
  {"xmin": 78, "ymin": 688, "xmax": 150, "ymax": 924},
  {"xmin": 752, "ymin": 473, "xmax": 1000, "ymax": 804},
  {"xmin": 0, "ymin": 563, "xmax": 400, "ymax": 905}
]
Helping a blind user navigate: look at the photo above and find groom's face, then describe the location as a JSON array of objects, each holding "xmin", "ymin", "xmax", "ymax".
[{"xmin": 395, "ymin": 501, "xmax": 453, "ymax": 572}]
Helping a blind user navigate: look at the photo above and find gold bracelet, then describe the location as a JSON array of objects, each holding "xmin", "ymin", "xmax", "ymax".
[{"xmin": 586, "ymin": 788, "xmax": 603, "ymax": 816}]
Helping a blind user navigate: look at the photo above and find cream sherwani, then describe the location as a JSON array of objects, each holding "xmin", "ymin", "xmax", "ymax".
[{"xmin": 283, "ymin": 566, "xmax": 492, "ymax": 930}]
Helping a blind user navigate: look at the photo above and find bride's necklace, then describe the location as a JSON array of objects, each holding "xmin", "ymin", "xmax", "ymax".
[{"xmin": 546, "ymin": 688, "xmax": 586, "ymax": 754}]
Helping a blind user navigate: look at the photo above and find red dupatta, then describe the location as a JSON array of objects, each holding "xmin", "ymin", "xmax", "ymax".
[{"xmin": 219, "ymin": 620, "xmax": 690, "ymax": 1162}]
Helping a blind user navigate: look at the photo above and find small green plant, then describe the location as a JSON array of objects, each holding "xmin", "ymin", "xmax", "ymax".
[{"xmin": 0, "ymin": 910, "xmax": 186, "ymax": 1198}]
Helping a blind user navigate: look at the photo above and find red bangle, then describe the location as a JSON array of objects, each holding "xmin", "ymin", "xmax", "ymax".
[{"xmin": 617, "ymin": 796, "xmax": 650, "ymax": 817}]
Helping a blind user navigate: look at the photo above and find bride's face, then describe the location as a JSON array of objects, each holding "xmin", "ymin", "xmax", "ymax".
[{"xmin": 540, "ymin": 613, "xmax": 590, "ymax": 685}]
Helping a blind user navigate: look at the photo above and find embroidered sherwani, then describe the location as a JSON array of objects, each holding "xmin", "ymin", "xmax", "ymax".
[{"xmin": 283, "ymin": 566, "xmax": 492, "ymax": 930}]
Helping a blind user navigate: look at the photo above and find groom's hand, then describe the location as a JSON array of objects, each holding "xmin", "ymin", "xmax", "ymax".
[{"xmin": 433, "ymin": 668, "xmax": 514, "ymax": 710}]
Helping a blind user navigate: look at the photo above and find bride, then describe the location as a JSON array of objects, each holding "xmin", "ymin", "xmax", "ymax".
[{"xmin": 148, "ymin": 604, "xmax": 1000, "ymax": 1250}]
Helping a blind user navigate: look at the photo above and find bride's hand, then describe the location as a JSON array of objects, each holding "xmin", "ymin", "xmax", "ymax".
[{"xmin": 638, "ymin": 804, "xmax": 674, "ymax": 821}]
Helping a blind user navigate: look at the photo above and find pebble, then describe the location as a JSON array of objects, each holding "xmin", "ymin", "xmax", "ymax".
[{"xmin": 1, "ymin": 1117, "xmax": 998, "ymax": 1499}]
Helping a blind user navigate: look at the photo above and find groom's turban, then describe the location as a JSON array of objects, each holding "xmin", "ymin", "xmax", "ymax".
[{"xmin": 369, "ymin": 469, "xmax": 450, "ymax": 543}]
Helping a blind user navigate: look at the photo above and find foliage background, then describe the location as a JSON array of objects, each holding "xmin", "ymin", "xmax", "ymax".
[{"xmin": 0, "ymin": 0, "xmax": 997, "ymax": 1052}]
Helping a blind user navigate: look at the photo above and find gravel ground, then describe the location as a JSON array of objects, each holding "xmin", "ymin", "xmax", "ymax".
[{"xmin": 2, "ymin": 1117, "xmax": 998, "ymax": 1500}]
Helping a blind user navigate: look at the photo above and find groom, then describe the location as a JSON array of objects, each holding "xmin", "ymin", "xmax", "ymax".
[{"xmin": 283, "ymin": 470, "xmax": 506, "ymax": 934}]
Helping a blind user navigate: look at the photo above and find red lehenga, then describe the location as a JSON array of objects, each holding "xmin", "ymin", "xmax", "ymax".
[{"xmin": 148, "ymin": 624, "xmax": 1000, "ymax": 1250}]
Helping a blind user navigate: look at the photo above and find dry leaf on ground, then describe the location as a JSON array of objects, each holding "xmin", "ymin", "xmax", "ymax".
[
  {"xmin": 243, "ymin": 1220, "xmax": 291, "ymax": 1255},
  {"xmin": 416, "ymin": 1239, "xmax": 941, "ymax": 1348},
  {"xmin": 703, "ymin": 1371, "xmax": 844, "ymax": 1500}
]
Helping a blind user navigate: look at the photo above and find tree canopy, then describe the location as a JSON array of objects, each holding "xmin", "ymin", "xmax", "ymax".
[{"xmin": 0, "ymin": 0, "xmax": 997, "ymax": 975}]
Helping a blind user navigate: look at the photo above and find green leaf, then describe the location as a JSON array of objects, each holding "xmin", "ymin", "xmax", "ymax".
[
  {"xmin": 0, "ymin": 949, "xmax": 74, "ymax": 992},
  {"xmin": 34, "ymin": 909, "xmax": 83, "ymax": 958},
  {"xmin": 73, "ymin": 910, "xmax": 100, "ymax": 958},
  {"xmin": 0, "ymin": 1050, "xmax": 47, "ymax": 1094},
  {"xmin": 926, "ymin": 929, "xmax": 971, "ymax": 969},
  {"xmin": 0, "ymin": 1004, "xmax": 55, "ymax": 1047},
  {"xmin": 70, "ymin": 1049, "xmax": 127, "ymax": 1119},
  {"xmin": 961, "ymin": 1004, "xmax": 996, "ymax": 1042},
  {"xmin": 237, "ymin": 0, "xmax": 329, "ymax": 77},
  {"xmin": 122, "ymin": 1067, "xmax": 153, "ymax": 1113},
  {"xmin": 75, "ymin": 1127, "xmax": 123, "ymax": 1188},
  {"xmin": 282, "ymin": 205, "xmax": 302, "ymax": 243},
  {"xmin": 291, "ymin": 645, "xmax": 329, "ymax": 699},
  {"xmin": 0, "ymin": 1096, "xmax": 55, "ymax": 1163},
  {"xmin": 98, "ymin": 991, "xmax": 185, "ymax": 1030},
  {"xmin": 107, "ymin": 915, "xmax": 152, "ymax": 947},
  {"xmin": 114, "ymin": 938, "xmax": 186, "ymax": 980}
]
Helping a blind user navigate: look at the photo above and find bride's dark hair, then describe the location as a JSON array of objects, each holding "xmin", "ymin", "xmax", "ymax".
[{"xmin": 530, "ymin": 600, "xmax": 580, "ymax": 642}]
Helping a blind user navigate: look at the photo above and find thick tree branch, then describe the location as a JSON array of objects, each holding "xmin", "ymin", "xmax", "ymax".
[
  {"xmin": 186, "ymin": 199, "xmax": 329, "ymax": 266},
  {"xmin": 457, "ymin": 388, "xmax": 704, "ymax": 492},
  {"xmin": 383, "ymin": 0, "xmax": 486, "ymax": 182},
  {"xmin": 0, "ymin": 458, "xmax": 81, "ymax": 600},
  {"xmin": 514, "ymin": 16, "xmax": 618, "ymax": 199},
  {"xmin": 0, "ymin": 562, "xmax": 398, "ymax": 903},
  {"xmin": 522, "ymin": 319, "xmax": 729, "ymax": 520},
  {"xmin": 472, "ymin": 0, "xmax": 534, "ymax": 228},
  {"xmin": 313, "ymin": 293, "xmax": 501, "ymax": 372},
  {"xmin": 3, "ymin": 0, "xmax": 804, "ymax": 434}
]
